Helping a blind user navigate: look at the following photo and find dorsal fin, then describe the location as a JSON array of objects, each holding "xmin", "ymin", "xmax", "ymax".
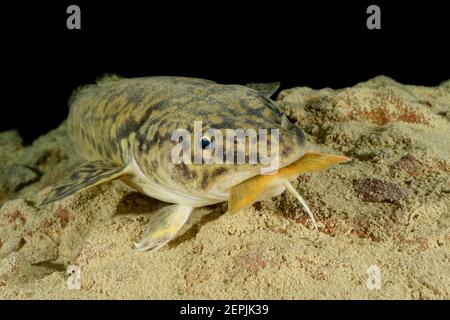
[
  {"xmin": 68, "ymin": 74, "xmax": 124, "ymax": 109},
  {"xmin": 96, "ymin": 73, "xmax": 124, "ymax": 86},
  {"xmin": 246, "ymin": 82, "xmax": 281, "ymax": 98}
]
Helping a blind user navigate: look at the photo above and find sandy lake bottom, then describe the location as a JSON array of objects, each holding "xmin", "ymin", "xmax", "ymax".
[{"xmin": 0, "ymin": 76, "xmax": 449, "ymax": 299}]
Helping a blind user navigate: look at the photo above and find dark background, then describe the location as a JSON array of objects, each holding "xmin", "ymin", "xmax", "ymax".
[{"xmin": 2, "ymin": 1, "xmax": 449, "ymax": 143}]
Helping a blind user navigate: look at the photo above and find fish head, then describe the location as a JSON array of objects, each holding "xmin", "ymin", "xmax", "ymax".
[{"xmin": 147, "ymin": 83, "xmax": 308, "ymax": 202}]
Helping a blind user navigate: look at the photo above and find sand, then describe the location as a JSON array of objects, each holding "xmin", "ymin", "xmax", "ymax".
[{"xmin": 0, "ymin": 76, "xmax": 449, "ymax": 299}]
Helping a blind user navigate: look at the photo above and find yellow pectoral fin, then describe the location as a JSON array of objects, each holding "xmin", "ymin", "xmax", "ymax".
[
  {"xmin": 227, "ymin": 152, "xmax": 350, "ymax": 214},
  {"xmin": 228, "ymin": 175, "xmax": 277, "ymax": 214},
  {"xmin": 280, "ymin": 152, "xmax": 351, "ymax": 180}
]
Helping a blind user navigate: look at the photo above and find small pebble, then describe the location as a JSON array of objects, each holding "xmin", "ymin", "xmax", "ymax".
[{"xmin": 353, "ymin": 178, "xmax": 412, "ymax": 204}]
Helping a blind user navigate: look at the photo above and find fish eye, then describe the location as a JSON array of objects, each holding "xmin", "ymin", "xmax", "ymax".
[{"xmin": 201, "ymin": 137, "xmax": 211, "ymax": 150}]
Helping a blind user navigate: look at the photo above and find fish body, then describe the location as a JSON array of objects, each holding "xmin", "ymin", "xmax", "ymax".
[
  {"xmin": 41, "ymin": 76, "xmax": 350, "ymax": 250},
  {"xmin": 67, "ymin": 76, "xmax": 305, "ymax": 206}
]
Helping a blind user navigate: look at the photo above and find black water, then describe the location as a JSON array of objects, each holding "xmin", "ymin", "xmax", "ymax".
[{"xmin": 2, "ymin": 1, "xmax": 449, "ymax": 144}]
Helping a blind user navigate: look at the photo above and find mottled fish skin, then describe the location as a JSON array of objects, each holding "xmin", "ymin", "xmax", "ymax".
[{"xmin": 68, "ymin": 76, "xmax": 306, "ymax": 207}]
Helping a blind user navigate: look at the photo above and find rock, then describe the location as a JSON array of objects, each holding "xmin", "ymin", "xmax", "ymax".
[
  {"xmin": 0, "ymin": 130, "xmax": 24, "ymax": 165},
  {"xmin": 389, "ymin": 154, "xmax": 420, "ymax": 177},
  {"xmin": 0, "ymin": 253, "xmax": 29, "ymax": 286},
  {"xmin": 353, "ymin": 178, "xmax": 412, "ymax": 204},
  {"xmin": 1, "ymin": 165, "xmax": 41, "ymax": 192},
  {"xmin": 0, "ymin": 165, "xmax": 41, "ymax": 205}
]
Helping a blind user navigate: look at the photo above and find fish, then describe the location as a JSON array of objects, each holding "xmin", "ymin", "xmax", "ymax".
[{"xmin": 40, "ymin": 76, "xmax": 350, "ymax": 251}]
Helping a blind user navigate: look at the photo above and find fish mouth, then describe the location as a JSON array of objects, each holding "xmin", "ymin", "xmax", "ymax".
[
  {"xmin": 215, "ymin": 146, "xmax": 307, "ymax": 194},
  {"xmin": 218, "ymin": 148, "xmax": 319, "ymax": 231},
  {"xmin": 211, "ymin": 125, "xmax": 308, "ymax": 194}
]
